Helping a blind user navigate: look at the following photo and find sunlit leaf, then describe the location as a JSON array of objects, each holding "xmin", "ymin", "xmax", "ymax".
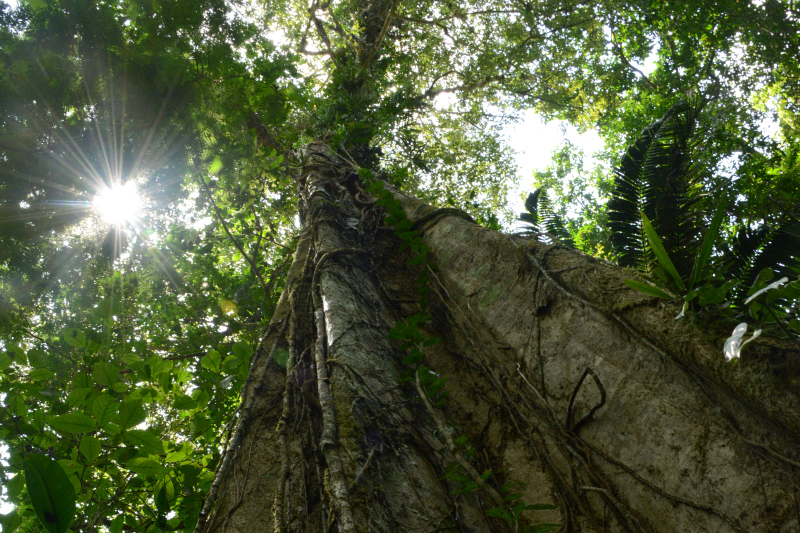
[
  {"xmin": 127, "ymin": 457, "xmax": 167, "ymax": 477},
  {"xmin": 79, "ymin": 436, "xmax": 102, "ymax": 462},
  {"xmin": 93, "ymin": 362, "xmax": 120, "ymax": 388},
  {"xmin": 124, "ymin": 430, "xmax": 165, "ymax": 454},
  {"xmin": 641, "ymin": 213, "xmax": 686, "ymax": 292},
  {"xmin": 62, "ymin": 328, "xmax": 85, "ymax": 348},
  {"xmin": 623, "ymin": 279, "xmax": 674, "ymax": 299},
  {"xmin": 200, "ymin": 350, "xmax": 222, "ymax": 372}
]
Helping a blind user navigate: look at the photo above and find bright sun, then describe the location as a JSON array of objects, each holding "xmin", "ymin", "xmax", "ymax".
[{"xmin": 93, "ymin": 182, "xmax": 142, "ymax": 225}]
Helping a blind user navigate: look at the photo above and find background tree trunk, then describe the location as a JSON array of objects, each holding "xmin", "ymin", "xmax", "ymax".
[{"xmin": 199, "ymin": 145, "xmax": 800, "ymax": 533}]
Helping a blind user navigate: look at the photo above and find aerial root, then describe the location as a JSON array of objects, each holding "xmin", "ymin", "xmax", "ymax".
[
  {"xmin": 413, "ymin": 364, "xmax": 505, "ymax": 506},
  {"xmin": 309, "ymin": 249, "xmax": 365, "ymax": 533},
  {"xmin": 274, "ymin": 300, "xmax": 300, "ymax": 532}
]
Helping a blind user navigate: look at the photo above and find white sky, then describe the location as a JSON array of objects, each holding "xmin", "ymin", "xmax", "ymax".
[{"xmin": 504, "ymin": 113, "xmax": 604, "ymax": 224}]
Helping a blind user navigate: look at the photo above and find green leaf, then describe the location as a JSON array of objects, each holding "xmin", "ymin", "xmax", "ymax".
[
  {"xmin": 24, "ymin": 454, "xmax": 76, "ymax": 533},
  {"xmin": 93, "ymin": 362, "xmax": 120, "ymax": 388},
  {"xmin": 124, "ymin": 430, "xmax": 164, "ymax": 454},
  {"xmin": 173, "ymin": 394, "xmax": 197, "ymax": 411},
  {"xmin": 118, "ymin": 399, "xmax": 146, "ymax": 430},
  {"xmin": 526, "ymin": 503, "xmax": 558, "ymax": 510},
  {"xmin": 487, "ymin": 506, "xmax": 514, "ymax": 523},
  {"xmin": 155, "ymin": 482, "xmax": 171, "ymax": 513},
  {"xmin": 126, "ymin": 457, "xmax": 166, "ymax": 477},
  {"xmin": 689, "ymin": 196, "xmax": 727, "ymax": 289},
  {"xmin": 641, "ymin": 213, "xmax": 686, "ymax": 292},
  {"xmin": 109, "ymin": 515, "xmax": 124, "ymax": 533},
  {"xmin": 422, "ymin": 336, "xmax": 440, "ymax": 347},
  {"xmin": 67, "ymin": 388, "xmax": 91, "ymax": 408},
  {"xmin": 0, "ymin": 509, "xmax": 21, "ymax": 533},
  {"xmin": 200, "ymin": 350, "xmax": 221, "ymax": 372},
  {"xmin": 27, "ymin": 349, "xmax": 50, "ymax": 369},
  {"xmin": 0, "ymin": 352, "xmax": 13, "ymax": 371},
  {"xmin": 92, "ymin": 394, "xmax": 118, "ymax": 426},
  {"xmin": 222, "ymin": 356, "xmax": 241, "ymax": 373},
  {"xmin": 79, "ymin": 436, "xmax": 102, "ymax": 462},
  {"xmin": 29, "ymin": 368, "xmax": 55, "ymax": 381},
  {"xmin": 623, "ymin": 279, "xmax": 674, "ymax": 299},
  {"xmin": 208, "ymin": 156, "xmax": 223, "ymax": 176},
  {"xmin": 47, "ymin": 414, "xmax": 97, "ymax": 434},
  {"xmin": 62, "ymin": 328, "xmax": 85, "ymax": 348},
  {"xmin": 165, "ymin": 442, "xmax": 193, "ymax": 463},
  {"xmin": 231, "ymin": 341, "xmax": 254, "ymax": 361},
  {"xmin": 272, "ymin": 348, "xmax": 290, "ymax": 368}
]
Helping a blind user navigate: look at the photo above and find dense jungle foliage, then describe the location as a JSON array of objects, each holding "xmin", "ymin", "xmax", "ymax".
[{"xmin": 0, "ymin": 0, "xmax": 798, "ymax": 530}]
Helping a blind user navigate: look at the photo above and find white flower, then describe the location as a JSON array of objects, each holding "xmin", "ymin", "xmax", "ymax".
[
  {"xmin": 723, "ymin": 322, "xmax": 762, "ymax": 361},
  {"xmin": 744, "ymin": 277, "xmax": 789, "ymax": 305},
  {"xmin": 675, "ymin": 301, "xmax": 688, "ymax": 320}
]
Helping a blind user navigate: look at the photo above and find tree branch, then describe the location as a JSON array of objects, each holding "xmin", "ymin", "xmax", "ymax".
[
  {"xmin": 194, "ymin": 169, "xmax": 271, "ymax": 298},
  {"xmin": 361, "ymin": 0, "xmax": 399, "ymax": 69}
]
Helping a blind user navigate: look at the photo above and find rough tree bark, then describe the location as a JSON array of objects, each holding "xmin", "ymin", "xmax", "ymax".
[{"xmin": 194, "ymin": 144, "xmax": 800, "ymax": 533}]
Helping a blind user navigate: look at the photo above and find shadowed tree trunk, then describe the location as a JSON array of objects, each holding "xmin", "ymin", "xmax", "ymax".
[{"xmin": 193, "ymin": 144, "xmax": 800, "ymax": 533}]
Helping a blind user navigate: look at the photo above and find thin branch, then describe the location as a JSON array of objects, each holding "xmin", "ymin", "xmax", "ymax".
[
  {"xmin": 361, "ymin": 0, "xmax": 399, "ymax": 69},
  {"xmin": 608, "ymin": 22, "xmax": 658, "ymax": 91},
  {"xmin": 194, "ymin": 169, "xmax": 271, "ymax": 298},
  {"xmin": 21, "ymin": 327, "xmax": 76, "ymax": 364}
]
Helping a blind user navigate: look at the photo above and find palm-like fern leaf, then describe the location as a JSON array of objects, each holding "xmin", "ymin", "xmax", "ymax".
[
  {"xmin": 519, "ymin": 187, "xmax": 575, "ymax": 248},
  {"xmin": 723, "ymin": 219, "xmax": 800, "ymax": 299},
  {"xmin": 607, "ymin": 99, "xmax": 705, "ymax": 278}
]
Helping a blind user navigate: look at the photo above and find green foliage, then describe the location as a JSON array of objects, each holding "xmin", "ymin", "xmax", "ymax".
[
  {"xmin": 485, "ymin": 479, "xmax": 560, "ymax": 533},
  {"xmin": 518, "ymin": 187, "xmax": 575, "ymax": 248},
  {"xmin": 608, "ymin": 100, "xmax": 706, "ymax": 278}
]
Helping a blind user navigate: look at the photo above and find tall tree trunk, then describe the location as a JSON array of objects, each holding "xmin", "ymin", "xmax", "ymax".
[{"xmin": 195, "ymin": 144, "xmax": 800, "ymax": 533}]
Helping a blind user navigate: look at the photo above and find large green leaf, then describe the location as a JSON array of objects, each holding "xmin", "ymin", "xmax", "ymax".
[
  {"xmin": 24, "ymin": 454, "xmax": 76, "ymax": 533},
  {"xmin": 47, "ymin": 414, "xmax": 97, "ymax": 434},
  {"xmin": 641, "ymin": 213, "xmax": 686, "ymax": 292},
  {"xmin": 62, "ymin": 328, "xmax": 85, "ymax": 348},
  {"xmin": 79, "ymin": 436, "xmax": 102, "ymax": 462},
  {"xmin": 231, "ymin": 341, "xmax": 254, "ymax": 361},
  {"xmin": 126, "ymin": 457, "xmax": 167, "ymax": 477},
  {"xmin": 93, "ymin": 362, "xmax": 120, "ymax": 388},
  {"xmin": 0, "ymin": 509, "xmax": 21, "ymax": 532},
  {"xmin": 0, "ymin": 352, "xmax": 13, "ymax": 371},
  {"xmin": 623, "ymin": 279, "xmax": 674, "ymax": 299},
  {"xmin": 92, "ymin": 394, "xmax": 118, "ymax": 427},
  {"xmin": 200, "ymin": 350, "xmax": 222, "ymax": 372},
  {"xmin": 118, "ymin": 399, "xmax": 147, "ymax": 430},
  {"xmin": 109, "ymin": 515, "xmax": 124, "ymax": 533},
  {"xmin": 124, "ymin": 429, "xmax": 165, "ymax": 454}
]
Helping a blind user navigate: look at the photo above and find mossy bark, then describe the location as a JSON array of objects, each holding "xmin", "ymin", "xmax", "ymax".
[{"xmin": 199, "ymin": 145, "xmax": 800, "ymax": 533}]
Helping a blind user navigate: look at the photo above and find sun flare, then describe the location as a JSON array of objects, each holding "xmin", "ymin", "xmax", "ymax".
[{"xmin": 93, "ymin": 182, "xmax": 142, "ymax": 225}]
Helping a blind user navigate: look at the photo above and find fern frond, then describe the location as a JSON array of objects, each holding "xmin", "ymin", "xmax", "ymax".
[
  {"xmin": 724, "ymin": 220, "xmax": 800, "ymax": 301},
  {"xmin": 608, "ymin": 99, "xmax": 704, "ymax": 278},
  {"xmin": 518, "ymin": 187, "xmax": 575, "ymax": 248}
]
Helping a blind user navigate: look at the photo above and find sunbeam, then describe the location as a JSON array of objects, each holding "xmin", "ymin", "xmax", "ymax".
[{"xmin": 93, "ymin": 181, "xmax": 143, "ymax": 226}]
